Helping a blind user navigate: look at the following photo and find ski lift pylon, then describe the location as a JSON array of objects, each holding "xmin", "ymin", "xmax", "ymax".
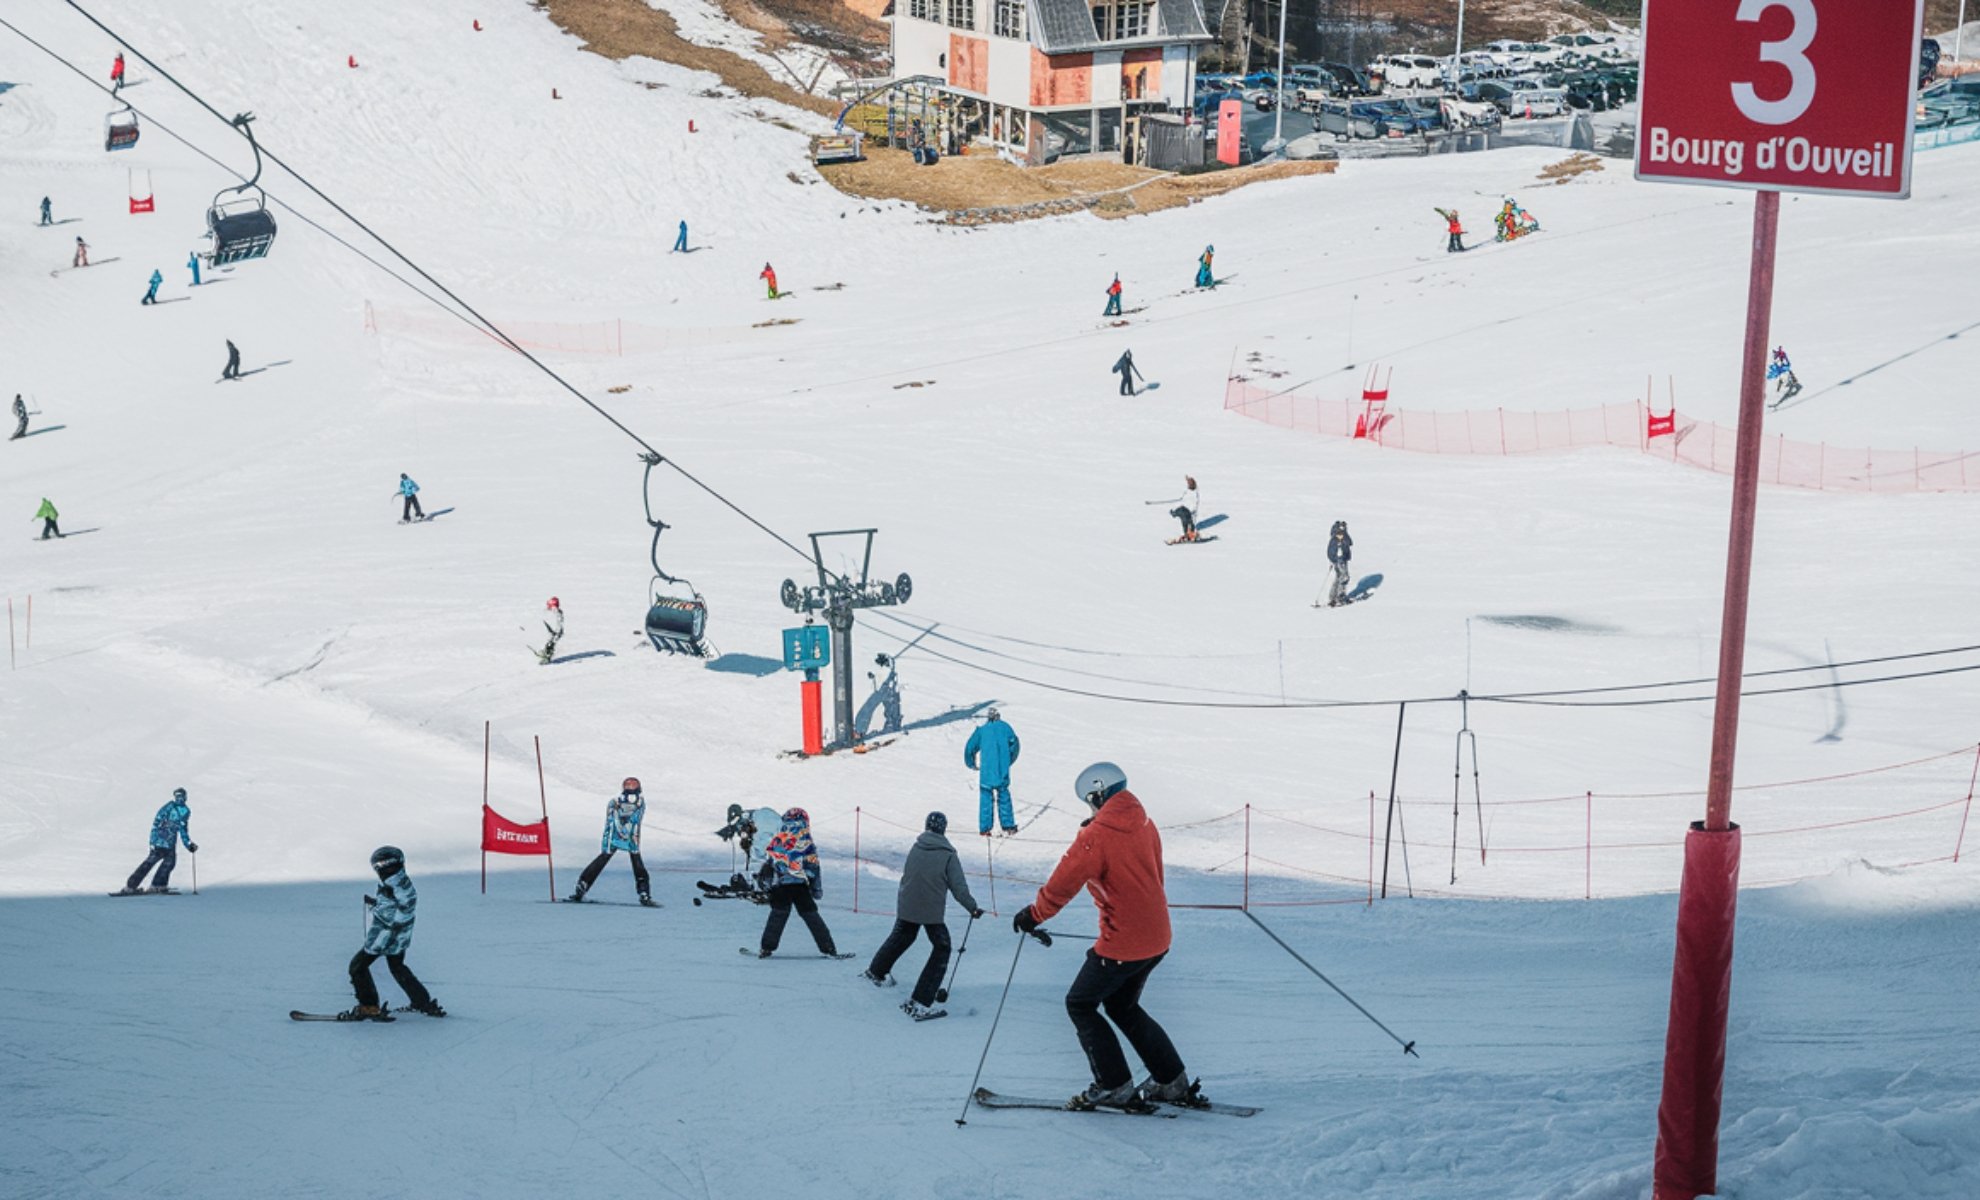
[
  {"xmin": 104, "ymin": 103, "xmax": 140, "ymax": 152},
  {"xmin": 205, "ymin": 113, "xmax": 277, "ymax": 264},
  {"xmin": 640, "ymin": 453, "xmax": 711, "ymax": 657}
]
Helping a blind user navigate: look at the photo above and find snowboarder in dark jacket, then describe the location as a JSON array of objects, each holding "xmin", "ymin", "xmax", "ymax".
[
  {"xmin": 1113, "ymin": 349, "xmax": 1142, "ymax": 396},
  {"xmin": 11, "ymin": 394, "xmax": 27, "ymax": 440},
  {"xmin": 39, "ymin": 197, "xmax": 53, "ymax": 226},
  {"xmin": 121, "ymin": 788, "xmax": 196, "ymax": 893},
  {"xmin": 348, "ymin": 846, "xmax": 445, "ymax": 1020},
  {"xmin": 222, "ymin": 340, "xmax": 241, "ymax": 380},
  {"xmin": 1326, "ymin": 520, "xmax": 1353, "ymax": 607},
  {"xmin": 862, "ymin": 813, "xmax": 983, "ymax": 1018},
  {"xmin": 569, "ymin": 777, "xmax": 655, "ymax": 905}
]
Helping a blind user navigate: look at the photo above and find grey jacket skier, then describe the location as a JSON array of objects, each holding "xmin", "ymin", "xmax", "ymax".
[
  {"xmin": 862, "ymin": 813, "xmax": 982, "ymax": 1018},
  {"xmin": 1326, "ymin": 520, "xmax": 1353, "ymax": 606},
  {"xmin": 11, "ymin": 394, "xmax": 26, "ymax": 440},
  {"xmin": 347, "ymin": 846, "xmax": 444, "ymax": 1020}
]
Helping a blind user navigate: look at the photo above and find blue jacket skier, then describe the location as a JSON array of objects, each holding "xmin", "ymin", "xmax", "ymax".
[
  {"xmin": 673, "ymin": 220, "xmax": 688, "ymax": 252},
  {"xmin": 347, "ymin": 846, "xmax": 444, "ymax": 1020},
  {"xmin": 1195, "ymin": 245, "xmax": 1215, "ymax": 288},
  {"xmin": 570, "ymin": 777, "xmax": 655, "ymax": 905},
  {"xmin": 964, "ymin": 708, "xmax": 1021, "ymax": 835},
  {"xmin": 123, "ymin": 788, "xmax": 196, "ymax": 893},
  {"xmin": 141, "ymin": 269, "xmax": 162, "ymax": 305},
  {"xmin": 39, "ymin": 196, "xmax": 52, "ymax": 226},
  {"xmin": 187, "ymin": 252, "xmax": 202, "ymax": 287},
  {"xmin": 397, "ymin": 473, "xmax": 424, "ymax": 522},
  {"xmin": 751, "ymin": 807, "xmax": 840, "ymax": 956}
]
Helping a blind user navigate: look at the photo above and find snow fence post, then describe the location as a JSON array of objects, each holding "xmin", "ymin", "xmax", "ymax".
[
  {"xmin": 1367, "ymin": 790, "xmax": 1375, "ymax": 907},
  {"xmin": 481, "ymin": 721, "xmax": 490, "ymax": 895},
  {"xmin": 854, "ymin": 807, "xmax": 861, "ymax": 914},
  {"xmin": 1243, "ymin": 804, "xmax": 1251, "ymax": 911},
  {"xmin": 985, "ymin": 837, "xmax": 998, "ymax": 917},
  {"xmin": 1956, "ymin": 744, "xmax": 1979, "ymax": 863},
  {"xmin": 1586, "ymin": 792, "xmax": 1592, "ymax": 900},
  {"xmin": 535, "ymin": 735, "xmax": 555, "ymax": 901}
]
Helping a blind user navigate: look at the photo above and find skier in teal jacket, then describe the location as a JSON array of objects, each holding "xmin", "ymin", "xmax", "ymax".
[
  {"xmin": 964, "ymin": 708, "xmax": 1021, "ymax": 835},
  {"xmin": 122, "ymin": 788, "xmax": 196, "ymax": 893}
]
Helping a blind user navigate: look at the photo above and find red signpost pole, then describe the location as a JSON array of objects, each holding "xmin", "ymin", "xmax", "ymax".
[
  {"xmin": 536, "ymin": 735, "xmax": 555, "ymax": 901},
  {"xmin": 481, "ymin": 720, "xmax": 491, "ymax": 895},
  {"xmin": 1652, "ymin": 189, "xmax": 1778, "ymax": 1200}
]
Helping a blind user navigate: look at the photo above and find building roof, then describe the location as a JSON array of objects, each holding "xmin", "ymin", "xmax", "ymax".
[{"xmin": 1029, "ymin": 0, "xmax": 1215, "ymax": 55}]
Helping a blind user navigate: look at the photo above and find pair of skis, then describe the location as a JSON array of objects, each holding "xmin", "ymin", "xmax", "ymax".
[
  {"xmin": 740, "ymin": 947, "xmax": 856, "ymax": 960},
  {"xmin": 972, "ymin": 1087, "xmax": 1258, "ymax": 1118}
]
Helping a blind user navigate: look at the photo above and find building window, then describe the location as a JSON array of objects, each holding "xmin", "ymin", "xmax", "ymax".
[
  {"xmin": 994, "ymin": 0, "xmax": 1025, "ymax": 40},
  {"xmin": 909, "ymin": 0, "xmax": 936, "ymax": 21},
  {"xmin": 947, "ymin": 0, "xmax": 974, "ymax": 30},
  {"xmin": 1088, "ymin": 1, "xmax": 1150, "ymax": 40}
]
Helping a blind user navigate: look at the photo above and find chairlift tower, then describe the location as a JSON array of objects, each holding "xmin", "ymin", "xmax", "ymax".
[{"xmin": 780, "ymin": 530, "xmax": 913, "ymax": 752}]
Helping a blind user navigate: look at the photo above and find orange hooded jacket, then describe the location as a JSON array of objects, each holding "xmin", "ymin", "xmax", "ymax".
[{"xmin": 1029, "ymin": 790, "xmax": 1171, "ymax": 962}]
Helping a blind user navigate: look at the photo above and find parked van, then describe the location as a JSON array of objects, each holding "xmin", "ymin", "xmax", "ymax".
[
  {"xmin": 1373, "ymin": 54, "xmax": 1442, "ymax": 89},
  {"xmin": 1505, "ymin": 87, "xmax": 1570, "ymax": 118}
]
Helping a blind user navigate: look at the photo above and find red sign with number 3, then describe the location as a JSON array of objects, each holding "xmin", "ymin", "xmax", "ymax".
[{"xmin": 1635, "ymin": 0, "xmax": 1926, "ymax": 198}]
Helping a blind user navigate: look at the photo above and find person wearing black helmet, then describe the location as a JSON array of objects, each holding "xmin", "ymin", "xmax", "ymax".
[
  {"xmin": 119, "ymin": 787, "xmax": 197, "ymax": 894},
  {"xmin": 751, "ymin": 808, "xmax": 844, "ymax": 958},
  {"xmin": 569, "ymin": 777, "xmax": 655, "ymax": 906},
  {"xmin": 1325, "ymin": 520, "xmax": 1353, "ymax": 607},
  {"xmin": 347, "ymin": 845, "xmax": 444, "ymax": 1021},
  {"xmin": 861, "ymin": 811, "xmax": 982, "ymax": 1019}
]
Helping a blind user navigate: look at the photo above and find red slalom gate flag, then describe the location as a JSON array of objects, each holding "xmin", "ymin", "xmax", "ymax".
[{"xmin": 482, "ymin": 805, "xmax": 551, "ymax": 856}]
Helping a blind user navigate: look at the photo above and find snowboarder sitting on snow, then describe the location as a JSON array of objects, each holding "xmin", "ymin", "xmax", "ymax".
[
  {"xmin": 532, "ymin": 596, "xmax": 563, "ymax": 664},
  {"xmin": 33, "ymin": 497, "xmax": 63, "ymax": 540},
  {"xmin": 759, "ymin": 262, "xmax": 779, "ymax": 300},
  {"xmin": 121, "ymin": 787, "xmax": 196, "ymax": 894},
  {"xmin": 222, "ymin": 339, "xmax": 241, "ymax": 380},
  {"xmin": 1162, "ymin": 475, "xmax": 1200, "ymax": 543},
  {"xmin": 348, "ymin": 846, "xmax": 445, "ymax": 1020},
  {"xmin": 1113, "ymin": 349, "xmax": 1143, "ymax": 397},
  {"xmin": 1195, "ymin": 245, "xmax": 1215, "ymax": 289},
  {"xmin": 11, "ymin": 394, "xmax": 27, "ymax": 440},
  {"xmin": 752, "ymin": 807, "xmax": 841, "ymax": 957},
  {"xmin": 141, "ymin": 269, "xmax": 162, "ymax": 306},
  {"xmin": 39, "ymin": 196, "xmax": 52, "ymax": 226},
  {"xmin": 1435, "ymin": 207, "xmax": 1467, "ymax": 253},
  {"xmin": 964, "ymin": 707, "xmax": 1022, "ymax": 836},
  {"xmin": 862, "ymin": 811, "xmax": 982, "ymax": 1020},
  {"xmin": 1326, "ymin": 520, "xmax": 1353, "ymax": 607},
  {"xmin": 1104, "ymin": 273, "xmax": 1123, "ymax": 317},
  {"xmin": 73, "ymin": 237, "xmax": 89, "ymax": 268},
  {"xmin": 397, "ymin": 473, "xmax": 423, "ymax": 522},
  {"xmin": 1766, "ymin": 347, "xmax": 1802, "ymax": 405},
  {"xmin": 1012, "ymin": 762, "xmax": 1199, "ymax": 1112},
  {"xmin": 570, "ymin": 777, "xmax": 655, "ymax": 906}
]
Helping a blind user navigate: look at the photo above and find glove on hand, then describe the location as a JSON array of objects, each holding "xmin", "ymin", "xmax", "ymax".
[{"xmin": 1012, "ymin": 906, "xmax": 1039, "ymax": 935}]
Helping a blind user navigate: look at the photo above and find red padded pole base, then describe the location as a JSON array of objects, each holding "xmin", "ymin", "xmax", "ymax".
[{"xmin": 1652, "ymin": 821, "xmax": 1743, "ymax": 1200}]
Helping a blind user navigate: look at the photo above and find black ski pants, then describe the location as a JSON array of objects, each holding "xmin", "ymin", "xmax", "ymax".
[
  {"xmin": 223, "ymin": 353, "xmax": 239, "ymax": 379},
  {"xmin": 577, "ymin": 849, "xmax": 650, "ymax": 898},
  {"xmin": 1447, "ymin": 232, "xmax": 1466, "ymax": 253},
  {"xmin": 402, "ymin": 494, "xmax": 424, "ymax": 521},
  {"xmin": 350, "ymin": 950, "xmax": 433, "ymax": 1009},
  {"xmin": 761, "ymin": 883, "xmax": 836, "ymax": 955},
  {"xmin": 868, "ymin": 918, "xmax": 951, "ymax": 1005},
  {"xmin": 1065, "ymin": 948, "xmax": 1185, "ymax": 1091},
  {"xmin": 40, "ymin": 519, "xmax": 62, "ymax": 540},
  {"xmin": 126, "ymin": 846, "xmax": 177, "ymax": 890},
  {"xmin": 1170, "ymin": 506, "xmax": 1195, "ymax": 537},
  {"xmin": 12, "ymin": 414, "xmax": 27, "ymax": 439}
]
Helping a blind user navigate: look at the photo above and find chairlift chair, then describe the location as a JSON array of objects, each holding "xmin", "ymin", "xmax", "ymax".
[
  {"xmin": 639, "ymin": 454, "xmax": 711, "ymax": 657},
  {"xmin": 205, "ymin": 112, "xmax": 278, "ymax": 264},
  {"xmin": 105, "ymin": 106, "xmax": 140, "ymax": 152}
]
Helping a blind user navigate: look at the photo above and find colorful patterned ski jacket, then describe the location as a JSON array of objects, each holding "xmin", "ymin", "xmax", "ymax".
[
  {"xmin": 601, "ymin": 792, "xmax": 645, "ymax": 853},
  {"xmin": 363, "ymin": 869, "xmax": 418, "ymax": 956},
  {"xmin": 148, "ymin": 800, "xmax": 192, "ymax": 850},
  {"xmin": 762, "ymin": 812, "xmax": 821, "ymax": 897}
]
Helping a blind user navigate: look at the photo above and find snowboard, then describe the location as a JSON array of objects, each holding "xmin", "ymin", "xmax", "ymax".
[
  {"xmin": 290, "ymin": 1009, "xmax": 395, "ymax": 1022},
  {"xmin": 108, "ymin": 888, "xmax": 180, "ymax": 896},
  {"xmin": 741, "ymin": 947, "xmax": 857, "ymax": 960},
  {"xmin": 1165, "ymin": 535, "xmax": 1219, "ymax": 545}
]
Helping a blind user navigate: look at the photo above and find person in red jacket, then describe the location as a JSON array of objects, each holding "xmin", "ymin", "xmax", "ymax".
[
  {"xmin": 111, "ymin": 52, "xmax": 126, "ymax": 93},
  {"xmin": 1013, "ymin": 762, "xmax": 1198, "ymax": 1112},
  {"xmin": 759, "ymin": 262, "xmax": 779, "ymax": 300}
]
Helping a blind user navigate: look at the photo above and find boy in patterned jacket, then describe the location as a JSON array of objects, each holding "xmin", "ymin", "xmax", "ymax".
[
  {"xmin": 751, "ymin": 808, "xmax": 842, "ymax": 957},
  {"xmin": 569, "ymin": 777, "xmax": 655, "ymax": 906},
  {"xmin": 347, "ymin": 846, "xmax": 445, "ymax": 1021}
]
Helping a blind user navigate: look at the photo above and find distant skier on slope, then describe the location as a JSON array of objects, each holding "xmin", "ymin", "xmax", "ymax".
[
  {"xmin": 1495, "ymin": 198, "xmax": 1539, "ymax": 242},
  {"xmin": 119, "ymin": 787, "xmax": 197, "ymax": 894},
  {"xmin": 187, "ymin": 251, "xmax": 202, "ymax": 287},
  {"xmin": 1104, "ymin": 273, "xmax": 1123, "ymax": 317},
  {"xmin": 569, "ymin": 777, "xmax": 656, "ymax": 906},
  {"xmin": 111, "ymin": 52, "xmax": 125, "ymax": 93},
  {"xmin": 1153, "ymin": 475, "xmax": 1199, "ymax": 543},
  {"xmin": 1011, "ymin": 762, "xmax": 1200, "ymax": 1112},
  {"xmin": 11, "ymin": 394, "xmax": 27, "ymax": 440},
  {"xmin": 39, "ymin": 196, "xmax": 53, "ymax": 226},
  {"xmin": 1195, "ymin": 245, "xmax": 1215, "ymax": 289},
  {"xmin": 33, "ymin": 497, "xmax": 63, "ymax": 540},
  {"xmin": 347, "ymin": 846, "xmax": 446, "ymax": 1020},
  {"xmin": 674, "ymin": 220, "xmax": 688, "ymax": 253},
  {"xmin": 1113, "ymin": 349, "xmax": 1143, "ymax": 396},
  {"xmin": 397, "ymin": 473, "xmax": 424, "ymax": 523},
  {"xmin": 1435, "ymin": 207, "xmax": 1467, "ymax": 253},
  {"xmin": 222, "ymin": 340, "xmax": 241, "ymax": 380},
  {"xmin": 1325, "ymin": 520, "xmax": 1353, "ymax": 607},
  {"xmin": 861, "ymin": 811, "xmax": 982, "ymax": 1020},
  {"xmin": 964, "ymin": 707, "xmax": 1021, "ymax": 836},
  {"xmin": 751, "ymin": 807, "xmax": 842, "ymax": 957},
  {"xmin": 759, "ymin": 262, "xmax": 779, "ymax": 300},
  {"xmin": 141, "ymin": 268, "xmax": 162, "ymax": 306},
  {"xmin": 1766, "ymin": 346, "xmax": 1802, "ymax": 407},
  {"xmin": 530, "ymin": 596, "xmax": 563, "ymax": 664},
  {"xmin": 73, "ymin": 237, "xmax": 89, "ymax": 268}
]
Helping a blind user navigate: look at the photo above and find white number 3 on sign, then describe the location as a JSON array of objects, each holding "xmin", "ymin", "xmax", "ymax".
[{"xmin": 1732, "ymin": 0, "xmax": 1818, "ymax": 125}]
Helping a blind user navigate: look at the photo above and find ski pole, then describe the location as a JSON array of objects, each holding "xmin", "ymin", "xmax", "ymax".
[
  {"xmin": 955, "ymin": 930, "xmax": 1048, "ymax": 1127},
  {"xmin": 1242, "ymin": 909, "xmax": 1417, "ymax": 1057},
  {"xmin": 190, "ymin": 849, "xmax": 197, "ymax": 896},
  {"xmin": 936, "ymin": 912, "xmax": 975, "ymax": 1004}
]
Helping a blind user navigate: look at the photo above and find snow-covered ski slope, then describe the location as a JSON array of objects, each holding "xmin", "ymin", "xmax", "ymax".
[{"xmin": 2, "ymin": 0, "xmax": 1978, "ymax": 1195}]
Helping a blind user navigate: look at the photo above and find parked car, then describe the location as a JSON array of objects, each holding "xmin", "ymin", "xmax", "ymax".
[
  {"xmin": 1319, "ymin": 61, "xmax": 1380, "ymax": 96},
  {"xmin": 1369, "ymin": 97, "xmax": 1437, "ymax": 134},
  {"xmin": 1397, "ymin": 95, "xmax": 1448, "ymax": 129},
  {"xmin": 1439, "ymin": 95, "xmax": 1501, "ymax": 130},
  {"xmin": 1505, "ymin": 88, "xmax": 1571, "ymax": 118},
  {"xmin": 1312, "ymin": 99, "xmax": 1387, "ymax": 141},
  {"xmin": 1548, "ymin": 32, "xmax": 1630, "ymax": 62},
  {"xmin": 1376, "ymin": 54, "xmax": 1445, "ymax": 90}
]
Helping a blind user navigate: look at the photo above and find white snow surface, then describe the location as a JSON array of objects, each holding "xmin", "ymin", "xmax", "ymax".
[{"xmin": 2, "ymin": 0, "xmax": 1978, "ymax": 1196}]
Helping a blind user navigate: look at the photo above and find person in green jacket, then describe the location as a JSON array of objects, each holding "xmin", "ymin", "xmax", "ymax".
[{"xmin": 34, "ymin": 498, "xmax": 63, "ymax": 540}]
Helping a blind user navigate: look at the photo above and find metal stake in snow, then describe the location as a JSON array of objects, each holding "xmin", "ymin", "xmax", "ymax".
[{"xmin": 1242, "ymin": 910, "xmax": 1416, "ymax": 1056}]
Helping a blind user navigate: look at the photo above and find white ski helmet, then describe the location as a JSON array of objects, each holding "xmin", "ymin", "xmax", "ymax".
[{"xmin": 1073, "ymin": 762, "xmax": 1128, "ymax": 810}]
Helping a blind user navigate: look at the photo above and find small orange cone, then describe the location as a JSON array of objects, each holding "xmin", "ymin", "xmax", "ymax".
[{"xmin": 348, "ymin": 54, "xmax": 358, "ymax": 68}]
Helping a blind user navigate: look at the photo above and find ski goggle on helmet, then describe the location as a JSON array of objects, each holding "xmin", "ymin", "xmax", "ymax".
[{"xmin": 622, "ymin": 777, "xmax": 642, "ymax": 794}]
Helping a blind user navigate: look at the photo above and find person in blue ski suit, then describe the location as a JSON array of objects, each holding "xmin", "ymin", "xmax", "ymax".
[
  {"xmin": 187, "ymin": 251, "xmax": 202, "ymax": 287},
  {"xmin": 570, "ymin": 777, "xmax": 654, "ymax": 905},
  {"xmin": 39, "ymin": 196, "xmax": 53, "ymax": 226},
  {"xmin": 123, "ymin": 788, "xmax": 196, "ymax": 892},
  {"xmin": 1195, "ymin": 245, "xmax": 1215, "ymax": 289},
  {"xmin": 397, "ymin": 473, "xmax": 424, "ymax": 522},
  {"xmin": 141, "ymin": 269, "xmax": 162, "ymax": 305},
  {"xmin": 348, "ymin": 846, "xmax": 444, "ymax": 1019},
  {"xmin": 964, "ymin": 708, "xmax": 1021, "ymax": 835},
  {"xmin": 751, "ymin": 807, "xmax": 840, "ymax": 956},
  {"xmin": 673, "ymin": 220, "xmax": 688, "ymax": 253}
]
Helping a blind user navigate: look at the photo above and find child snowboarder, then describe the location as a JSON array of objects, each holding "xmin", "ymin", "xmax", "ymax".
[
  {"xmin": 397, "ymin": 473, "xmax": 423, "ymax": 522},
  {"xmin": 73, "ymin": 237, "xmax": 89, "ymax": 268},
  {"xmin": 39, "ymin": 196, "xmax": 52, "ymax": 226},
  {"xmin": 964, "ymin": 708, "xmax": 1022, "ymax": 836},
  {"xmin": 120, "ymin": 787, "xmax": 197, "ymax": 893},
  {"xmin": 1113, "ymin": 349, "xmax": 1143, "ymax": 396},
  {"xmin": 346, "ymin": 846, "xmax": 445, "ymax": 1020},
  {"xmin": 531, "ymin": 596, "xmax": 563, "ymax": 664},
  {"xmin": 1195, "ymin": 245, "xmax": 1215, "ymax": 288},
  {"xmin": 1104, "ymin": 274, "xmax": 1123, "ymax": 317},
  {"xmin": 187, "ymin": 251, "xmax": 202, "ymax": 287},
  {"xmin": 222, "ymin": 340, "xmax": 241, "ymax": 379},
  {"xmin": 33, "ymin": 497, "xmax": 62, "ymax": 539},
  {"xmin": 759, "ymin": 262, "xmax": 779, "ymax": 299},
  {"xmin": 1766, "ymin": 347, "xmax": 1802, "ymax": 407},
  {"xmin": 1435, "ymin": 207, "xmax": 1467, "ymax": 253},
  {"xmin": 1011, "ymin": 762, "xmax": 1200, "ymax": 1112},
  {"xmin": 751, "ymin": 807, "xmax": 843, "ymax": 957},
  {"xmin": 1156, "ymin": 475, "xmax": 1199, "ymax": 543},
  {"xmin": 11, "ymin": 394, "xmax": 27, "ymax": 440},
  {"xmin": 141, "ymin": 268, "xmax": 162, "ymax": 305},
  {"xmin": 861, "ymin": 812, "xmax": 982, "ymax": 1020},
  {"xmin": 673, "ymin": 220, "xmax": 688, "ymax": 253},
  {"xmin": 1495, "ymin": 199, "xmax": 1539, "ymax": 242},
  {"xmin": 569, "ymin": 777, "xmax": 656, "ymax": 906},
  {"xmin": 1325, "ymin": 520, "xmax": 1353, "ymax": 607}
]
